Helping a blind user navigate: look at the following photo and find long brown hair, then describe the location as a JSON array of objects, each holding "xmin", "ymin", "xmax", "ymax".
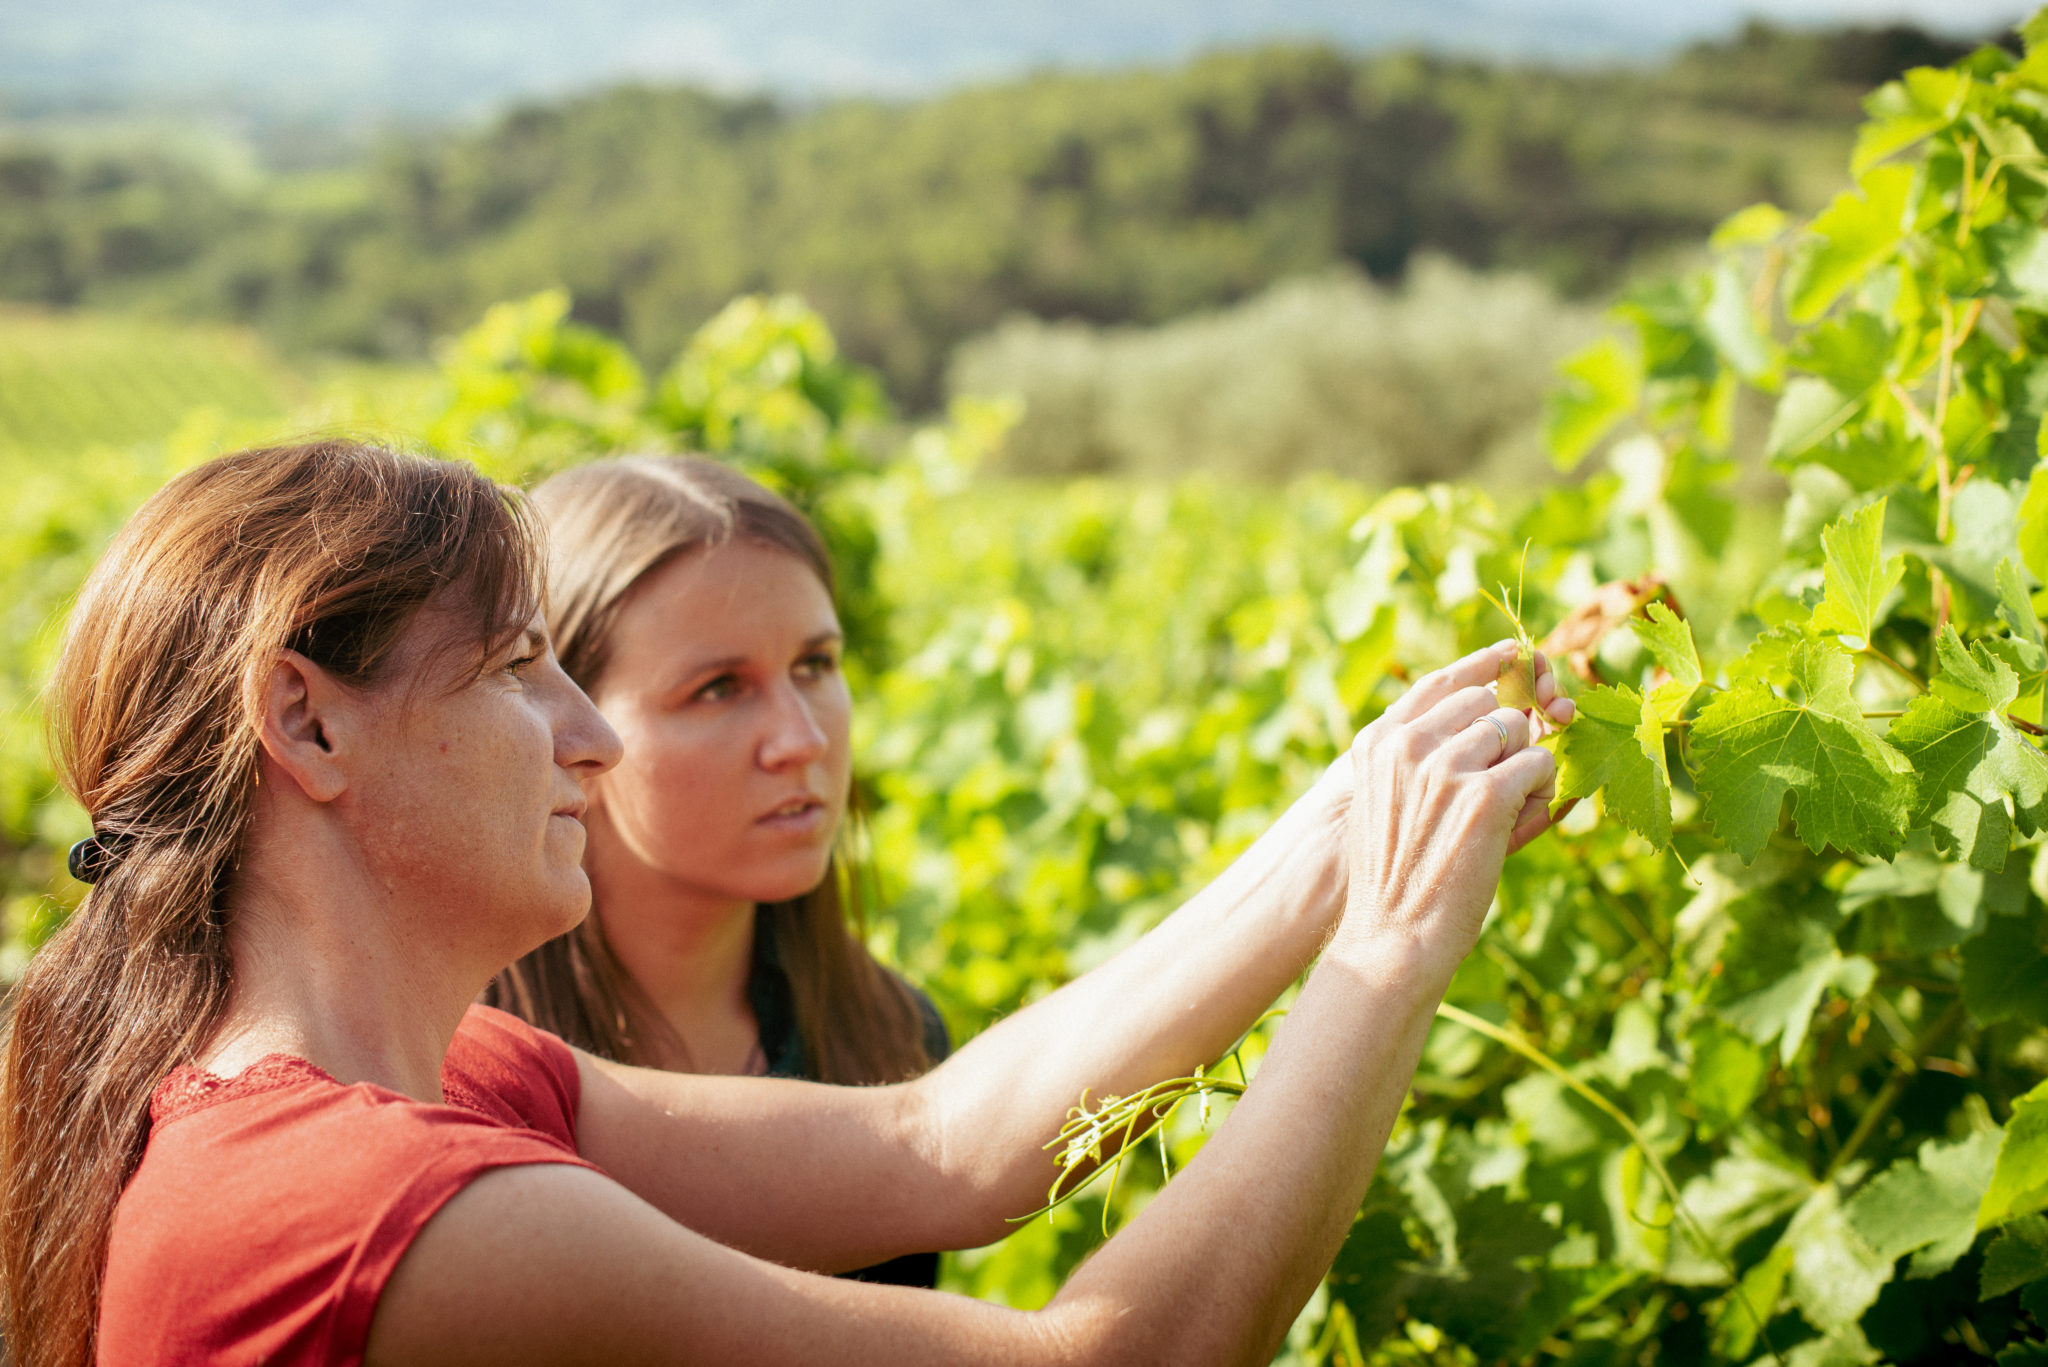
[
  {"xmin": 0, "ymin": 440, "xmax": 540, "ymax": 1367},
  {"xmin": 484, "ymin": 456, "xmax": 933, "ymax": 1086}
]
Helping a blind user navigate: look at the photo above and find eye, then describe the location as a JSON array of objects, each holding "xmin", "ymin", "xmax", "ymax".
[
  {"xmin": 795, "ymin": 649, "xmax": 840, "ymax": 680},
  {"xmin": 693, "ymin": 673, "xmax": 742, "ymax": 702},
  {"xmin": 503, "ymin": 651, "xmax": 542, "ymax": 677}
]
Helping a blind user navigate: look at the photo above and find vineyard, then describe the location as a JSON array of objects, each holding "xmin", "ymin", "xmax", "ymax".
[
  {"xmin": 6, "ymin": 19, "xmax": 2048, "ymax": 1367},
  {"xmin": 0, "ymin": 308, "xmax": 293, "ymax": 460}
]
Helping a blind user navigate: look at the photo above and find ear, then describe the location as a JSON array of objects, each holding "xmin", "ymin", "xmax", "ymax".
[{"xmin": 255, "ymin": 650, "xmax": 354, "ymax": 804}]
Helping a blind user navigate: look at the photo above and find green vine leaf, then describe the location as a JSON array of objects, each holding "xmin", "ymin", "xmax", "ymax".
[
  {"xmin": 2022, "ymin": 461, "xmax": 2048, "ymax": 586},
  {"xmin": 1782, "ymin": 1184, "xmax": 1893, "ymax": 1334},
  {"xmin": 1765, "ymin": 377, "xmax": 1859, "ymax": 465},
  {"xmin": 1889, "ymin": 627, "xmax": 2048, "ymax": 871},
  {"xmin": 1999, "ymin": 557, "xmax": 2045, "ymax": 630},
  {"xmin": 1851, "ymin": 68, "xmax": 1970, "ymax": 175},
  {"xmin": 1691, "ymin": 636, "xmax": 1914, "ymax": 861},
  {"xmin": 1810, "ymin": 498, "xmax": 1903, "ymax": 646},
  {"xmin": 1981, "ymin": 1079, "xmax": 2048, "ymax": 1231},
  {"xmin": 1554, "ymin": 684, "xmax": 1671, "ymax": 847},
  {"xmin": 1784, "ymin": 164, "xmax": 1916, "ymax": 323},
  {"xmin": 1844, "ymin": 1129, "xmax": 2001, "ymax": 1279},
  {"xmin": 1545, "ymin": 337, "xmax": 1641, "ymax": 470},
  {"xmin": 1707, "ymin": 890, "xmax": 1874, "ymax": 1064},
  {"xmin": 1981, "ymin": 1213, "xmax": 2048, "ymax": 1299}
]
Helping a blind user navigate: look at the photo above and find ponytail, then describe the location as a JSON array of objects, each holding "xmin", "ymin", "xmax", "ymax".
[{"xmin": 0, "ymin": 440, "xmax": 539, "ymax": 1366}]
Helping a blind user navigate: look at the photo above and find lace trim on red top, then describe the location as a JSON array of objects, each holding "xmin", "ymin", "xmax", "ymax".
[{"xmin": 151, "ymin": 1055, "xmax": 344, "ymax": 1125}]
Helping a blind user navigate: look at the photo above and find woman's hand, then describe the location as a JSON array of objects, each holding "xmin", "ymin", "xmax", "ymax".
[
  {"xmin": 1300, "ymin": 641, "xmax": 1573, "ymax": 887},
  {"xmin": 1334, "ymin": 641, "xmax": 1565, "ymax": 980}
]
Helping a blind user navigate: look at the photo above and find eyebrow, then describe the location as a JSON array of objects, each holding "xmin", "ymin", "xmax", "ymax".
[{"xmin": 674, "ymin": 631, "xmax": 843, "ymax": 681}]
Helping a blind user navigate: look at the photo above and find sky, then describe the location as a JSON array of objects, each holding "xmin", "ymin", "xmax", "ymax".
[{"xmin": 0, "ymin": 0, "xmax": 2032, "ymax": 120}]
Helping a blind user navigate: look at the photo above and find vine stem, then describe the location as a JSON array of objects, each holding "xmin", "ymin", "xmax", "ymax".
[
  {"xmin": 1958, "ymin": 136, "xmax": 1979, "ymax": 248},
  {"xmin": 1823, "ymin": 999, "xmax": 1967, "ymax": 1183},
  {"xmin": 1432, "ymin": 1004, "xmax": 1779, "ymax": 1362},
  {"xmin": 1860, "ymin": 644, "xmax": 1926, "ymax": 693}
]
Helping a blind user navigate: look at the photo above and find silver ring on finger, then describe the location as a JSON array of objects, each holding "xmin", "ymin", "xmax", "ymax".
[{"xmin": 1482, "ymin": 713, "xmax": 1510, "ymax": 758}]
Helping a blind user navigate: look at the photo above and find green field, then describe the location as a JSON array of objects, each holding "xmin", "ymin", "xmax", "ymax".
[{"xmin": 0, "ymin": 308, "xmax": 296, "ymax": 460}]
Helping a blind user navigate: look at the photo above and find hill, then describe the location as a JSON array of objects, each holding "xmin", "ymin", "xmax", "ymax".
[{"xmin": 0, "ymin": 23, "xmax": 2015, "ymax": 404}]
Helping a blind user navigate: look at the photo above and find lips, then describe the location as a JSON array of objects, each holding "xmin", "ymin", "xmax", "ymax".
[{"xmin": 758, "ymin": 794, "xmax": 826, "ymax": 824}]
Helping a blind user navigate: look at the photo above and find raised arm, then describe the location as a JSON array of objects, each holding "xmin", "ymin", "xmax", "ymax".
[
  {"xmin": 370, "ymin": 652, "xmax": 1558, "ymax": 1366},
  {"xmin": 573, "ymin": 641, "xmax": 1570, "ymax": 1271}
]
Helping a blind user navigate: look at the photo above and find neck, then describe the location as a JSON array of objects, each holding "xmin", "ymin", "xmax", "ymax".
[
  {"xmin": 204, "ymin": 838, "xmax": 488, "ymax": 1104},
  {"xmin": 585, "ymin": 825, "xmax": 760, "ymax": 1075}
]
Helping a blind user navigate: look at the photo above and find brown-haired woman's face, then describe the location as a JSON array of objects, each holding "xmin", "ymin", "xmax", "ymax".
[
  {"xmin": 330, "ymin": 608, "xmax": 622, "ymax": 959},
  {"xmin": 582, "ymin": 541, "xmax": 852, "ymax": 908}
]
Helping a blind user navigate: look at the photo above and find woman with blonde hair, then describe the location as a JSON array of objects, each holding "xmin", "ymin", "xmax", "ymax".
[{"xmin": 1, "ymin": 439, "xmax": 1569, "ymax": 1366}]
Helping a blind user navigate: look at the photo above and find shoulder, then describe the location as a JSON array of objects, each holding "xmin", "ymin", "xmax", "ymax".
[
  {"xmin": 444, "ymin": 1003, "xmax": 584, "ymax": 1146},
  {"xmin": 100, "ymin": 1050, "xmax": 595, "ymax": 1366}
]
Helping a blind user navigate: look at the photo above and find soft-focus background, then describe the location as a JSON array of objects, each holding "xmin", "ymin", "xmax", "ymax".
[{"xmin": 6, "ymin": 5, "xmax": 2048, "ymax": 1364}]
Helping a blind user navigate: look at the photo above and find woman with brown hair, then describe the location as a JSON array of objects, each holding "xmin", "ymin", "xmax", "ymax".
[
  {"xmin": 485, "ymin": 458, "xmax": 948, "ymax": 1280},
  {"xmin": 0, "ymin": 438, "xmax": 1571, "ymax": 1367}
]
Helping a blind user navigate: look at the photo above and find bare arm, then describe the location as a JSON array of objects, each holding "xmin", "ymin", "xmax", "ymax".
[
  {"xmin": 575, "ymin": 643, "xmax": 1569, "ymax": 1272},
  {"xmin": 370, "ymin": 660, "xmax": 1557, "ymax": 1366}
]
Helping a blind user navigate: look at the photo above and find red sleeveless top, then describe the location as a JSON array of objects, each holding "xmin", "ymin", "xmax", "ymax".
[{"xmin": 98, "ymin": 1005, "xmax": 600, "ymax": 1366}]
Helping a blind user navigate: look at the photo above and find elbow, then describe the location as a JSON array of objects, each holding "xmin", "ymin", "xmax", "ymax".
[
  {"xmin": 1029, "ymin": 1297, "xmax": 1126, "ymax": 1367},
  {"xmin": 901, "ymin": 1069, "xmax": 1101, "ymax": 1255},
  {"xmin": 1031, "ymin": 1295, "xmax": 1257, "ymax": 1367},
  {"xmin": 896, "ymin": 1072, "xmax": 1026, "ymax": 1251}
]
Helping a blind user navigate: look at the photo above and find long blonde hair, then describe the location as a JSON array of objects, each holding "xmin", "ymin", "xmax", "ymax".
[
  {"xmin": 485, "ymin": 456, "xmax": 933, "ymax": 1085},
  {"xmin": 0, "ymin": 441, "xmax": 540, "ymax": 1367}
]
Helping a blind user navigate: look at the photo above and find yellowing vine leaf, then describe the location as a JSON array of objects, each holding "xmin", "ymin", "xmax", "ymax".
[{"xmin": 1631, "ymin": 601, "xmax": 1701, "ymax": 723}]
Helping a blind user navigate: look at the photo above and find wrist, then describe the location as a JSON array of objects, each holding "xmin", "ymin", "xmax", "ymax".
[
  {"xmin": 1283, "ymin": 777, "xmax": 1350, "ymax": 918},
  {"xmin": 1318, "ymin": 916, "xmax": 1462, "ymax": 1002}
]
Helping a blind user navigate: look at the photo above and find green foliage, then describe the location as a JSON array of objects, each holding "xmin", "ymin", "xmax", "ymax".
[
  {"xmin": 1007, "ymin": 15, "xmax": 2048, "ymax": 1359},
  {"xmin": 950, "ymin": 260, "xmax": 1601, "ymax": 484},
  {"xmin": 1555, "ymin": 683, "xmax": 1672, "ymax": 846},
  {"xmin": 1348, "ymin": 20, "xmax": 2048, "ymax": 1362},
  {"xmin": 1692, "ymin": 637, "xmax": 1915, "ymax": 861}
]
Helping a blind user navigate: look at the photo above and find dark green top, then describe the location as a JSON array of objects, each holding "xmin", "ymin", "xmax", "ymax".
[{"xmin": 745, "ymin": 909, "xmax": 952, "ymax": 1288}]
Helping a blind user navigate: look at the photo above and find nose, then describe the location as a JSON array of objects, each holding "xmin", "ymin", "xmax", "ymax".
[
  {"xmin": 758, "ymin": 678, "xmax": 828, "ymax": 772},
  {"xmin": 552, "ymin": 668, "xmax": 623, "ymax": 777}
]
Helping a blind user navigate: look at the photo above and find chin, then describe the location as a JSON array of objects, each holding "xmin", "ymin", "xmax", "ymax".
[
  {"xmin": 746, "ymin": 864, "xmax": 833, "ymax": 906},
  {"xmin": 530, "ymin": 870, "xmax": 595, "ymax": 941}
]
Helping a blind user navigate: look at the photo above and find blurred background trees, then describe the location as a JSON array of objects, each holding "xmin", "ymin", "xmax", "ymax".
[{"xmin": 0, "ymin": 23, "xmax": 2005, "ymax": 415}]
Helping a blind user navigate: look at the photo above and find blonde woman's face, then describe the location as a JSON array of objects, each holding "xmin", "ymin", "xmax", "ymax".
[{"xmin": 582, "ymin": 541, "xmax": 852, "ymax": 908}]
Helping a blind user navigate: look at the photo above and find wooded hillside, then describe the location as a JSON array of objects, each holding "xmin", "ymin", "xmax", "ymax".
[{"xmin": 0, "ymin": 23, "xmax": 2004, "ymax": 403}]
